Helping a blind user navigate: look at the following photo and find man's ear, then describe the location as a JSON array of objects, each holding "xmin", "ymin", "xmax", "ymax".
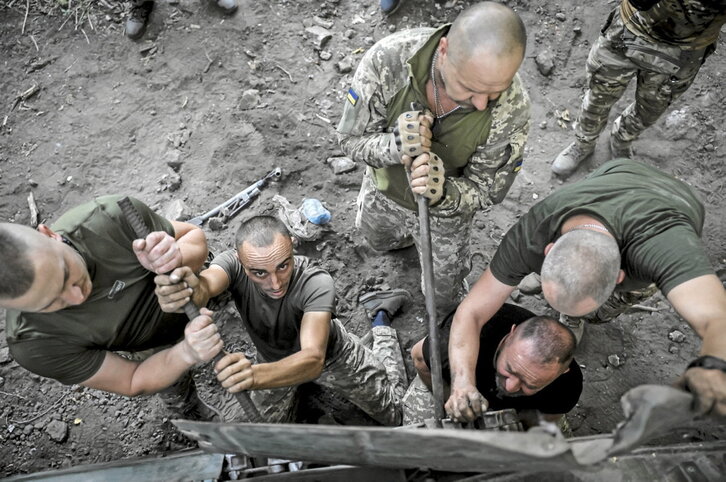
[
  {"xmin": 543, "ymin": 242, "xmax": 555, "ymax": 256},
  {"xmin": 37, "ymin": 224, "xmax": 62, "ymax": 241},
  {"xmin": 616, "ymin": 269, "xmax": 626, "ymax": 285},
  {"xmin": 291, "ymin": 236, "xmax": 299, "ymax": 249},
  {"xmin": 438, "ymin": 36, "xmax": 448, "ymax": 58}
]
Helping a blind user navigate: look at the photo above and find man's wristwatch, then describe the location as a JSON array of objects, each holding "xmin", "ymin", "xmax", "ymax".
[{"xmin": 687, "ymin": 355, "xmax": 726, "ymax": 373}]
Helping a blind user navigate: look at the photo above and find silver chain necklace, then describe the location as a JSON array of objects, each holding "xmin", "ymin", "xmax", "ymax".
[{"xmin": 430, "ymin": 50, "xmax": 461, "ymax": 119}]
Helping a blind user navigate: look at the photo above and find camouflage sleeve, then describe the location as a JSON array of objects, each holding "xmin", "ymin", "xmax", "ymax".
[
  {"xmin": 335, "ymin": 46, "xmax": 405, "ymax": 168},
  {"xmin": 431, "ymin": 75, "xmax": 531, "ymax": 218}
]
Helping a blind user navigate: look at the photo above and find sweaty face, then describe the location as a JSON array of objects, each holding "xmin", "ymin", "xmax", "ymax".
[
  {"xmin": 439, "ymin": 48, "xmax": 521, "ymax": 111},
  {"xmin": 5, "ymin": 238, "xmax": 92, "ymax": 313},
  {"xmin": 238, "ymin": 234, "xmax": 294, "ymax": 300},
  {"xmin": 494, "ymin": 336, "xmax": 564, "ymax": 398}
]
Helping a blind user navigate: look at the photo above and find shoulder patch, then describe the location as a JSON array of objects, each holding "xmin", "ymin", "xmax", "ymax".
[{"xmin": 346, "ymin": 88, "xmax": 359, "ymax": 106}]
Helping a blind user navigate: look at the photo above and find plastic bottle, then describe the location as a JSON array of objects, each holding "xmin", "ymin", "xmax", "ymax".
[{"xmin": 300, "ymin": 198, "xmax": 331, "ymax": 225}]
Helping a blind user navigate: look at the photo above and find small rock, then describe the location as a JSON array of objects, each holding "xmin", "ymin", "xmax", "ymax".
[
  {"xmin": 23, "ymin": 425, "xmax": 34, "ymax": 436},
  {"xmin": 668, "ymin": 330, "xmax": 686, "ymax": 343},
  {"xmin": 704, "ymin": 144, "xmax": 715, "ymax": 152},
  {"xmin": 573, "ymin": 25, "xmax": 582, "ymax": 35},
  {"xmin": 344, "ymin": 29, "xmax": 355, "ymax": 39},
  {"xmin": 328, "ymin": 156, "xmax": 356, "ymax": 174},
  {"xmin": 28, "ymin": 179, "xmax": 38, "ymax": 187},
  {"xmin": 319, "ymin": 50, "xmax": 332, "ymax": 61},
  {"xmin": 165, "ymin": 150, "xmax": 183, "ymax": 172},
  {"xmin": 0, "ymin": 347, "xmax": 11, "ymax": 364},
  {"xmin": 509, "ymin": 289, "xmax": 522, "ymax": 302},
  {"xmin": 168, "ymin": 171, "xmax": 182, "ymax": 192},
  {"xmin": 555, "ymin": 13, "xmax": 566, "ymax": 22},
  {"xmin": 664, "ymin": 108, "xmax": 690, "ymax": 131},
  {"xmin": 668, "ymin": 344, "xmax": 679, "ymax": 354},
  {"xmin": 207, "ymin": 217, "xmax": 225, "ymax": 231},
  {"xmin": 312, "ymin": 16, "xmax": 334, "ymax": 29},
  {"xmin": 162, "ymin": 199, "xmax": 192, "ymax": 221},
  {"xmin": 336, "ymin": 56, "xmax": 355, "ymax": 74},
  {"xmin": 239, "ymin": 89, "xmax": 261, "ymax": 110},
  {"xmin": 46, "ymin": 420, "xmax": 68, "ymax": 443},
  {"xmin": 539, "ymin": 120, "xmax": 547, "ymax": 129},
  {"xmin": 0, "ymin": 376, "xmax": 4, "ymax": 387},
  {"xmin": 607, "ymin": 354, "xmax": 623, "ymax": 368},
  {"xmin": 305, "ymin": 26, "xmax": 333, "ymax": 50},
  {"xmin": 535, "ymin": 51, "xmax": 555, "ymax": 76}
]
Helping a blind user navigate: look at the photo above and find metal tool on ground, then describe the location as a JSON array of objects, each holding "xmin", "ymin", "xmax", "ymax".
[
  {"xmin": 188, "ymin": 167, "xmax": 282, "ymax": 227},
  {"xmin": 117, "ymin": 197, "xmax": 263, "ymax": 423},
  {"xmin": 405, "ymin": 102, "xmax": 446, "ymax": 424}
]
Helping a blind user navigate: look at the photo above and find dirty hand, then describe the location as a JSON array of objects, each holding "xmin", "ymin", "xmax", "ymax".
[
  {"xmin": 402, "ymin": 152, "xmax": 445, "ymax": 204},
  {"xmin": 180, "ymin": 308, "xmax": 223, "ymax": 365},
  {"xmin": 677, "ymin": 366, "xmax": 726, "ymax": 416},
  {"xmin": 154, "ymin": 267, "xmax": 200, "ymax": 313},
  {"xmin": 394, "ymin": 110, "xmax": 434, "ymax": 158},
  {"xmin": 215, "ymin": 353, "xmax": 254, "ymax": 393},
  {"xmin": 445, "ymin": 384, "xmax": 489, "ymax": 422},
  {"xmin": 133, "ymin": 231, "xmax": 183, "ymax": 274}
]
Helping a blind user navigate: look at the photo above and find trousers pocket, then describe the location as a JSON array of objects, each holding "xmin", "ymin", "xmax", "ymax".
[{"xmin": 624, "ymin": 36, "xmax": 683, "ymax": 74}]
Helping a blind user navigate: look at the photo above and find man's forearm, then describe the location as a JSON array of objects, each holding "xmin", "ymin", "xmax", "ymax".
[
  {"xmin": 177, "ymin": 227, "xmax": 208, "ymax": 273},
  {"xmin": 249, "ymin": 350, "xmax": 326, "ymax": 390},
  {"xmin": 448, "ymin": 315, "xmax": 483, "ymax": 390},
  {"xmin": 338, "ymin": 131, "xmax": 402, "ymax": 169},
  {"xmin": 128, "ymin": 342, "xmax": 197, "ymax": 396}
]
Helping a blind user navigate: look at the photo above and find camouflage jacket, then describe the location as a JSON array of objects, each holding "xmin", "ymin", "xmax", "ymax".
[
  {"xmin": 336, "ymin": 26, "xmax": 530, "ymax": 217},
  {"xmin": 621, "ymin": 0, "xmax": 726, "ymax": 49}
]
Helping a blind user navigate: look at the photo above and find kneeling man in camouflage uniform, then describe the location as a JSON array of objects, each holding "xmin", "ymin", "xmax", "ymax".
[
  {"xmin": 155, "ymin": 216, "xmax": 408, "ymax": 425},
  {"xmin": 337, "ymin": 1, "xmax": 530, "ymax": 317}
]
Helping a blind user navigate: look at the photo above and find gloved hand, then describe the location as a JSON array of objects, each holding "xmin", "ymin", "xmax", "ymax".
[
  {"xmin": 393, "ymin": 110, "xmax": 434, "ymax": 158},
  {"xmin": 402, "ymin": 152, "xmax": 445, "ymax": 205}
]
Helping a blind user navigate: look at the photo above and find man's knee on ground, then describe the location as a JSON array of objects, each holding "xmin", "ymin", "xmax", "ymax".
[{"xmin": 411, "ymin": 340, "xmax": 430, "ymax": 378}]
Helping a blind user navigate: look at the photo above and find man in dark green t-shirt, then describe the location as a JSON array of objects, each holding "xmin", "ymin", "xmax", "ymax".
[
  {"xmin": 1, "ymin": 196, "xmax": 217, "ymax": 418},
  {"xmin": 155, "ymin": 215, "xmax": 408, "ymax": 425},
  {"xmin": 444, "ymin": 159, "xmax": 726, "ymax": 421}
]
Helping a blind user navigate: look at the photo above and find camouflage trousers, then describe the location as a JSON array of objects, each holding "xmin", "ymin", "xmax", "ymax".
[
  {"xmin": 219, "ymin": 318, "xmax": 406, "ymax": 426},
  {"xmin": 563, "ymin": 283, "xmax": 660, "ymax": 326},
  {"xmin": 575, "ymin": 11, "xmax": 711, "ymax": 146},
  {"xmin": 356, "ymin": 170, "xmax": 473, "ymax": 318}
]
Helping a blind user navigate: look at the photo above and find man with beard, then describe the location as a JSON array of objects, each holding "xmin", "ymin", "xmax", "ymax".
[{"xmin": 406, "ymin": 303, "xmax": 582, "ymax": 427}]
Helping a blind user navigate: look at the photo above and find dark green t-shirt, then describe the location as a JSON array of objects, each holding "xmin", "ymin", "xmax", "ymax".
[
  {"xmin": 5, "ymin": 196, "xmax": 187, "ymax": 385},
  {"xmin": 490, "ymin": 159, "xmax": 712, "ymax": 295},
  {"xmin": 212, "ymin": 252, "xmax": 337, "ymax": 362}
]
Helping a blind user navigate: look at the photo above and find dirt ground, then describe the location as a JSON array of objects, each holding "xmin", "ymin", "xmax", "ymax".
[{"xmin": 1, "ymin": 0, "xmax": 726, "ymax": 477}]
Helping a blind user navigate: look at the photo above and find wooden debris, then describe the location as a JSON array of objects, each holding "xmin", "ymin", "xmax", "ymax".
[
  {"xmin": 28, "ymin": 192, "xmax": 39, "ymax": 228},
  {"xmin": 10, "ymin": 83, "xmax": 40, "ymax": 112}
]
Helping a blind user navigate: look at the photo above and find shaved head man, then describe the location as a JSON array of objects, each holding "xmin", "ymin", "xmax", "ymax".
[{"xmin": 337, "ymin": 1, "xmax": 531, "ymax": 318}]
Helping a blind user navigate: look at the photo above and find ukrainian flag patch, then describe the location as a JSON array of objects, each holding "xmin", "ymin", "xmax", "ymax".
[
  {"xmin": 513, "ymin": 159, "xmax": 523, "ymax": 172},
  {"xmin": 346, "ymin": 88, "xmax": 359, "ymax": 106}
]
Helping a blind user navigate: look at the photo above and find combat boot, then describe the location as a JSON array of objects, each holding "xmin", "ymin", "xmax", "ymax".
[
  {"xmin": 125, "ymin": 0, "xmax": 154, "ymax": 40},
  {"xmin": 215, "ymin": 0, "xmax": 238, "ymax": 14},
  {"xmin": 551, "ymin": 141, "xmax": 595, "ymax": 177},
  {"xmin": 559, "ymin": 314, "xmax": 584, "ymax": 345},
  {"xmin": 360, "ymin": 289, "xmax": 411, "ymax": 321},
  {"xmin": 609, "ymin": 135, "xmax": 634, "ymax": 159}
]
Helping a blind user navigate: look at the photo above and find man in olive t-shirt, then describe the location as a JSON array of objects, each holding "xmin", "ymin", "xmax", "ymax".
[
  {"xmin": 155, "ymin": 215, "xmax": 407, "ymax": 425},
  {"xmin": 1, "ymin": 196, "xmax": 218, "ymax": 418},
  {"xmin": 444, "ymin": 159, "xmax": 726, "ymax": 422}
]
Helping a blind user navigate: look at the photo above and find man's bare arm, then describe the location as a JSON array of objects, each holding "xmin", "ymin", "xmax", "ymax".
[
  {"xmin": 216, "ymin": 311, "xmax": 331, "ymax": 391},
  {"xmin": 667, "ymin": 274, "xmax": 726, "ymax": 416},
  {"xmin": 171, "ymin": 221, "xmax": 208, "ymax": 273},
  {"xmin": 81, "ymin": 309, "xmax": 222, "ymax": 396},
  {"xmin": 446, "ymin": 268, "xmax": 516, "ymax": 421}
]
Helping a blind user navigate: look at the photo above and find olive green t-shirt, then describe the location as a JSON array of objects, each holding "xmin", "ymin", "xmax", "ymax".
[
  {"xmin": 5, "ymin": 196, "xmax": 186, "ymax": 385},
  {"xmin": 490, "ymin": 159, "xmax": 712, "ymax": 295},
  {"xmin": 212, "ymin": 251, "xmax": 337, "ymax": 362}
]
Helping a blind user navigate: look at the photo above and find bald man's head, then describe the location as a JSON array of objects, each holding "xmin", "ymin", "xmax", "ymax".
[
  {"xmin": 0, "ymin": 224, "xmax": 39, "ymax": 300},
  {"xmin": 447, "ymin": 1, "xmax": 527, "ymax": 66}
]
